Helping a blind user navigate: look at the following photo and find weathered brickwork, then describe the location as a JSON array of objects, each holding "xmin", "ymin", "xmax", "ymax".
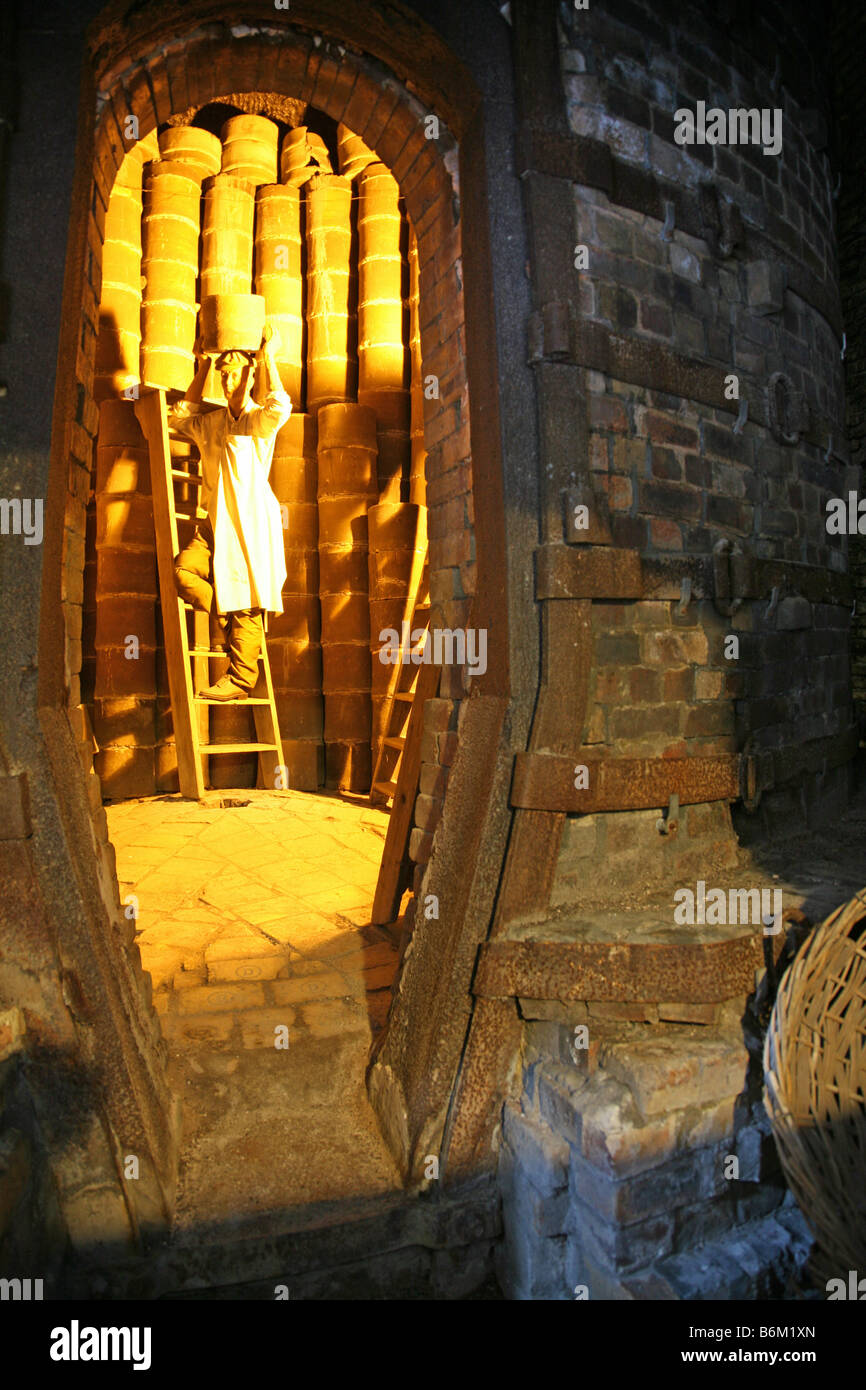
[
  {"xmin": 497, "ymin": 1012, "xmax": 812, "ymax": 1300},
  {"xmin": 491, "ymin": 0, "xmax": 853, "ymax": 1299},
  {"xmin": 578, "ymin": 206, "xmax": 847, "ymax": 569},
  {"xmin": 833, "ymin": 1, "xmax": 866, "ymax": 710},
  {"xmin": 561, "ymin": 0, "xmax": 835, "ymax": 285},
  {"xmin": 538, "ymin": 0, "xmax": 855, "ymax": 911}
]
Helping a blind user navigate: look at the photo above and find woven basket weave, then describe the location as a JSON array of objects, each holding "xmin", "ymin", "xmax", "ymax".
[{"xmin": 764, "ymin": 889, "xmax": 866, "ymax": 1278}]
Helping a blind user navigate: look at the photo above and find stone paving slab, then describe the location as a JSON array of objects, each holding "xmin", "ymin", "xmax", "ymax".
[{"xmin": 106, "ymin": 790, "xmax": 405, "ymax": 1230}]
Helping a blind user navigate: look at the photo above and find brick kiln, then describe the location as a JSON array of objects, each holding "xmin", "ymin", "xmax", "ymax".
[
  {"xmin": 2, "ymin": 0, "xmax": 864, "ymax": 1300},
  {"xmin": 88, "ymin": 107, "xmax": 422, "ymax": 796}
]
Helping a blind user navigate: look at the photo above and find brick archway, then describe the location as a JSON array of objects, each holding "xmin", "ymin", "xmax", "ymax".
[{"xmin": 40, "ymin": 1, "xmax": 514, "ymax": 1191}]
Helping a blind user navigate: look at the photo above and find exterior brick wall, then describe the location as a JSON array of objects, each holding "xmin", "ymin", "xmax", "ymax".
[
  {"xmin": 490, "ymin": 0, "xmax": 850, "ymax": 1299},
  {"xmin": 833, "ymin": 0, "xmax": 866, "ymax": 711},
  {"xmin": 541, "ymin": 0, "xmax": 854, "ymax": 906},
  {"xmin": 578, "ymin": 202, "xmax": 846, "ymax": 570}
]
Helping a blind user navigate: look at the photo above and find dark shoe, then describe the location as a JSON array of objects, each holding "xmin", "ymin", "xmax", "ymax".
[{"xmin": 197, "ymin": 675, "xmax": 248, "ymax": 701}]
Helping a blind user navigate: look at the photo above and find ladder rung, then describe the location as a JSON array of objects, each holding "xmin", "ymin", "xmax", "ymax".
[
  {"xmin": 188, "ymin": 646, "xmax": 265, "ymax": 659},
  {"xmin": 373, "ymin": 780, "xmax": 398, "ymax": 797},
  {"xmin": 393, "ymin": 692, "xmax": 414, "ymax": 702},
  {"xmin": 194, "ymin": 695, "xmax": 271, "ymax": 705},
  {"xmin": 383, "ymin": 737, "xmax": 405, "ymax": 750},
  {"xmin": 175, "ymin": 509, "xmax": 207, "ymax": 523},
  {"xmin": 171, "ymin": 469, "xmax": 202, "ymax": 484},
  {"xmin": 200, "ymin": 742, "xmax": 279, "ymax": 753}
]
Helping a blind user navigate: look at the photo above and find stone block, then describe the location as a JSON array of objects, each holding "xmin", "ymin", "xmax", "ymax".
[
  {"xmin": 558, "ymin": 815, "xmax": 597, "ymax": 861},
  {"xmin": 177, "ymin": 982, "xmax": 266, "ymax": 1014},
  {"xmin": 681, "ymin": 1094, "xmax": 736, "ymax": 1147},
  {"xmin": 92, "ymin": 698, "xmax": 156, "ymax": 746},
  {"xmin": 734, "ymin": 1122, "xmax": 762, "ymax": 1182},
  {"xmin": 94, "ymin": 747, "xmax": 155, "ymax": 799},
  {"xmin": 207, "ymin": 954, "xmax": 288, "ymax": 984},
  {"xmin": 569, "ymin": 1193, "xmax": 675, "ymax": 1273},
  {"xmin": 277, "ymin": 739, "xmax": 323, "ymax": 792},
  {"xmin": 776, "ymin": 595, "xmax": 812, "ymax": 630},
  {"xmin": 496, "ymin": 1149, "xmax": 570, "ymax": 1301},
  {"xmin": 585, "ymin": 1258, "xmax": 654, "ymax": 1300},
  {"xmin": 536, "ymin": 1065, "xmax": 591, "ymax": 1146},
  {"xmin": 674, "ymin": 1194, "xmax": 741, "ymax": 1252},
  {"xmin": 669, "ymin": 242, "xmax": 702, "ymax": 283},
  {"xmin": 653, "ymin": 1213, "xmax": 799, "ymax": 1300},
  {"xmin": 576, "ymin": 1074, "xmax": 681, "ymax": 1177},
  {"xmin": 299, "ymin": 998, "xmax": 369, "ymax": 1038},
  {"xmin": 735, "ymin": 1183, "xmax": 787, "ymax": 1226},
  {"xmin": 598, "ymin": 1034, "xmax": 748, "ymax": 1118},
  {"xmin": 140, "ymin": 944, "xmax": 185, "ymax": 991},
  {"xmin": 430, "ymin": 1242, "xmax": 495, "ymax": 1300},
  {"xmin": 746, "ymin": 258, "xmax": 785, "ymax": 315},
  {"xmin": 500, "ymin": 1143, "xmax": 572, "ymax": 1238},
  {"xmin": 171, "ymin": 966, "xmax": 207, "ymax": 990},
  {"xmin": 270, "ymin": 973, "xmax": 356, "ymax": 1005},
  {"xmin": 587, "ymin": 1001, "xmax": 659, "ymax": 1023},
  {"xmin": 162, "ymin": 1012, "xmax": 236, "ymax": 1045},
  {"xmin": 237, "ymin": 1007, "xmax": 298, "ymax": 1049},
  {"xmin": 572, "ymin": 1143, "xmax": 720, "ymax": 1225},
  {"xmin": 500, "ymin": 1101, "xmax": 570, "ymax": 1198}
]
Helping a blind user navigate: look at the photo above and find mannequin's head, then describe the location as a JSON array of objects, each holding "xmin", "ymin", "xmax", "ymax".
[{"xmin": 216, "ymin": 350, "xmax": 255, "ymax": 415}]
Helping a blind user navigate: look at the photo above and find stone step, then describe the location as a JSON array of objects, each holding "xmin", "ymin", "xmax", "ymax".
[
  {"xmin": 60, "ymin": 1178, "xmax": 504, "ymax": 1300},
  {"xmin": 160, "ymin": 993, "xmax": 374, "ymax": 1047},
  {"xmin": 618, "ymin": 1205, "xmax": 815, "ymax": 1301},
  {"xmin": 153, "ymin": 1180, "xmax": 503, "ymax": 1299},
  {"xmin": 206, "ymin": 954, "xmax": 289, "ymax": 984}
]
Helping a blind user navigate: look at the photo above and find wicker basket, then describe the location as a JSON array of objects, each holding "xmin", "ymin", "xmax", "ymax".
[{"xmin": 764, "ymin": 888, "xmax": 866, "ymax": 1280}]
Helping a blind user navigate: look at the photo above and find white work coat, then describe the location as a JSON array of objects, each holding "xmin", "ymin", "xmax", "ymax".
[{"xmin": 169, "ymin": 386, "xmax": 291, "ymax": 614}]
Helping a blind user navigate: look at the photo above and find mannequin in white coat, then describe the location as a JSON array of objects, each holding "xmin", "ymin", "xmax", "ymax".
[{"xmin": 169, "ymin": 325, "xmax": 292, "ymax": 700}]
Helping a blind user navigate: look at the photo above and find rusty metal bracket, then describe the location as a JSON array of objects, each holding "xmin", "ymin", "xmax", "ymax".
[
  {"xmin": 740, "ymin": 752, "xmax": 758, "ymax": 812},
  {"xmin": 527, "ymin": 300, "xmax": 574, "ymax": 364},
  {"xmin": 656, "ymin": 791, "xmax": 679, "ymax": 836},
  {"xmin": 510, "ymin": 731, "xmax": 856, "ymax": 816},
  {"xmin": 767, "ymin": 370, "xmax": 807, "ymax": 446},
  {"xmin": 511, "ymin": 752, "xmax": 741, "ymax": 813},
  {"xmin": 475, "ymin": 937, "xmax": 764, "ymax": 1004},
  {"xmin": 765, "ymin": 585, "xmax": 781, "ymax": 623},
  {"xmin": 712, "ymin": 538, "xmax": 743, "ymax": 618},
  {"xmin": 536, "ymin": 543, "xmax": 854, "ymax": 608}
]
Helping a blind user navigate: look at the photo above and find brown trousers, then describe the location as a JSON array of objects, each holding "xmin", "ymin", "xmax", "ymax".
[{"xmin": 174, "ymin": 518, "xmax": 262, "ymax": 691}]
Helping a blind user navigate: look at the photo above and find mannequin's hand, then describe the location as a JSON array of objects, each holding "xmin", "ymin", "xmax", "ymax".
[{"xmin": 261, "ymin": 323, "xmax": 280, "ymax": 355}]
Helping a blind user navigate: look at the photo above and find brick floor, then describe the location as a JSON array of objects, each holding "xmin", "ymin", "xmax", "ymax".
[{"xmin": 107, "ymin": 788, "xmax": 407, "ymax": 1226}]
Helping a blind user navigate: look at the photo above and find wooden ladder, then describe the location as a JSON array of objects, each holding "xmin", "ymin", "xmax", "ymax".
[
  {"xmin": 136, "ymin": 388, "xmax": 285, "ymax": 800},
  {"xmin": 370, "ymin": 554, "xmax": 430, "ymax": 806},
  {"xmin": 371, "ymin": 652, "xmax": 440, "ymax": 926}
]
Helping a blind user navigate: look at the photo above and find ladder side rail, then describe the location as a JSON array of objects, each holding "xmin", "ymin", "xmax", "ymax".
[
  {"xmin": 251, "ymin": 620, "xmax": 285, "ymax": 790},
  {"xmin": 371, "ymin": 657, "xmax": 441, "ymax": 926},
  {"xmin": 136, "ymin": 389, "xmax": 206, "ymax": 799},
  {"xmin": 370, "ymin": 515, "xmax": 429, "ymax": 796}
]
